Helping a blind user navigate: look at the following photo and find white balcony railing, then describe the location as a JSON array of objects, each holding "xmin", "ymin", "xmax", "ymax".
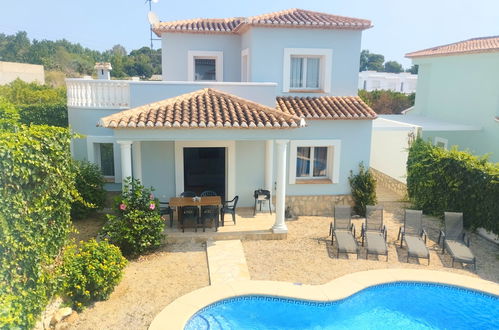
[{"xmin": 66, "ymin": 79, "xmax": 130, "ymax": 109}]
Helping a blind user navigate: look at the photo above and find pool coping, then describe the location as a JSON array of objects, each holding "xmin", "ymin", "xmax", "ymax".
[{"xmin": 148, "ymin": 269, "xmax": 499, "ymax": 330}]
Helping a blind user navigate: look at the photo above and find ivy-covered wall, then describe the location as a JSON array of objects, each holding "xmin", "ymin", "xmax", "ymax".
[
  {"xmin": 0, "ymin": 126, "xmax": 76, "ymax": 328},
  {"xmin": 407, "ymin": 139, "xmax": 499, "ymax": 235}
]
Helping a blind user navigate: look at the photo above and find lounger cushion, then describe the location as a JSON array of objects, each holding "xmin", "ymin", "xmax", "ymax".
[
  {"xmin": 405, "ymin": 236, "xmax": 429, "ymax": 258},
  {"xmin": 365, "ymin": 232, "xmax": 387, "ymax": 254},
  {"xmin": 334, "ymin": 230, "xmax": 357, "ymax": 253},
  {"xmin": 445, "ymin": 240, "xmax": 475, "ymax": 263}
]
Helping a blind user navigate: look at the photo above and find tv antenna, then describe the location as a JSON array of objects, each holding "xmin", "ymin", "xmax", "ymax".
[{"xmin": 145, "ymin": 0, "xmax": 161, "ymax": 49}]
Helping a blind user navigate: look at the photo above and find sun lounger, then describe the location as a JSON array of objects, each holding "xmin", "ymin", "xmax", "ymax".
[
  {"xmin": 329, "ymin": 205, "xmax": 359, "ymax": 258},
  {"xmin": 362, "ymin": 205, "xmax": 388, "ymax": 261},
  {"xmin": 438, "ymin": 212, "xmax": 476, "ymax": 270},
  {"xmin": 398, "ymin": 209, "xmax": 430, "ymax": 265}
]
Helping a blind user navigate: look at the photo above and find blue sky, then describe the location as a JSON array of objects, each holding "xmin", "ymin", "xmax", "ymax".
[{"xmin": 0, "ymin": 0, "xmax": 497, "ymax": 68}]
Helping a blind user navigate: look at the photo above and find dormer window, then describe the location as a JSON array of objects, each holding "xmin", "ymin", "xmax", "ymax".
[
  {"xmin": 187, "ymin": 51, "xmax": 223, "ymax": 82},
  {"xmin": 283, "ymin": 48, "xmax": 332, "ymax": 93}
]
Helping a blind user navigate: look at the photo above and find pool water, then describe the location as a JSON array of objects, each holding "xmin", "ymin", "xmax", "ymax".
[{"xmin": 185, "ymin": 282, "xmax": 499, "ymax": 330}]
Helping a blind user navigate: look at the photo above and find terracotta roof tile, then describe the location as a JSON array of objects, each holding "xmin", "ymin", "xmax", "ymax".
[
  {"xmin": 153, "ymin": 8, "xmax": 371, "ymax": 35},
  {"xmin": 406, "ymin": 36, "xmax": 499, "ymax": 58},
  {"xmin": 99, "ymin": 88, "xmax": 304, "ymax": 129},
  {"xmin": 276, "ymin": 96, "xmax": 377, "ymax": 120}
]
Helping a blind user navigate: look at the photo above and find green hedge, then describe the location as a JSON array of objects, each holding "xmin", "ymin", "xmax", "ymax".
[
  {"xmin": 407, "ymin": 139, "xmax": 499, "ymax": 234},
  {"xmin": 18, "ymin": 102, "xmax": 68, "ymax": 127},
  {"xmin": 71, "ymin": 160, "xmax": 106, "ymax": 220},
  {"xmin": 0, "ymin": 125, "xmax": 76, "ymax": 328}
]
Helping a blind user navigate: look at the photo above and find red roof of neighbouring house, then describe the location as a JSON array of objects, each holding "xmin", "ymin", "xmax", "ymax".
[
  {"xmin": 406, "ymin": 36, "xmax": 499, "ymax": 58},
  {"xmin": 98, "ymin": 88, "xmax": 303, "ymax": 129},
  {"xmin": 152, "ymin": 8, "xmax": 372, "ymax": 36},
  {"xmin": 276, "ymin": 96, "xmax": 377, "ymax": 120}
]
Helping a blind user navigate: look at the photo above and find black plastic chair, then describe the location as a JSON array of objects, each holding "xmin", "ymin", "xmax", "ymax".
[
  {"xmin": 180, "ymin": 206, "xmax": 199, "ymax": 232},
  {"xmin": 159, "ymin": 201, "xmax": 174, "ymax": 228},
  {"xmin": 221, "ymin": 196, "xmax": 239, "ymax": 226},
  {"xmin": 180, "ymin": 191, "xmax": 196, "ymax": 198},
  {"xmin": 253, "ymin": 189, "xmax": 271, "ymax": 215},
  {"xmin": 200, "ymin": 205, "xmax": 219, "ymax": 232},
  {"xmin": 200, "ymin": 190, "xmax": 217, "ymax": 197}
]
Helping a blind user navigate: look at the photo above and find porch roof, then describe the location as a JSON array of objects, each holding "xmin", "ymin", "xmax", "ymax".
[
  {"xmin": 98, "ymin": 88, "xmax": 304, "ymax": 129},
  {"xmin": 276, "ymin": 96, "xmax": 377, "ymax": 120}
]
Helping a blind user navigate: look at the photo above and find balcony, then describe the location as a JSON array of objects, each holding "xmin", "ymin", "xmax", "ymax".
[
  {"xmin": 66, "ymin": 78, "xmax": 277, "ymax": 110},
  {"xmin": 66, "ymin": 79, "xmax": 130, "ymax": 109}
]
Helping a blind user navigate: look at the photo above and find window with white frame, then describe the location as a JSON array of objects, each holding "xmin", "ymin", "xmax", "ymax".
[
  {"xmin": 187, "ymin": 51, "xmax": 223, "ymax": 82},
  {"xmin": 94, "ymin": 143, "xmax": 115, "ymax": 177},
  {"xmin": 296, "ymin": 146, "xmax": 328, "ymax": 178},
  {"xmin": 283, "ymin": 48, "xmax": 332, "ymax": 93},
  {"xmin": 289, "ymin": 140, "xmax": 341, "ymax": 184},
  {"xmin": 290, "ymin": 56, "xmax": 321, "ymax": 90},
  {"xmin": 194, "ymin": 59, "xmax": 216, "ymax": 81}
]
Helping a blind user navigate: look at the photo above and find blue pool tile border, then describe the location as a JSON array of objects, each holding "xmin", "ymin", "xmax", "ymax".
[{"xmin": 187, "ymin": 281, "xmax": 499, "ymax": 324}]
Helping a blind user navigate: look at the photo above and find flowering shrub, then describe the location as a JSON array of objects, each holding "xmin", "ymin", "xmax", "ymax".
[
  {"xmin": 61, "ymin": 239, "xmax": 127, "ymax": 311},
  {"xmin": 101, "ymin": 178, "xmax": 164, "ymax": 256}
]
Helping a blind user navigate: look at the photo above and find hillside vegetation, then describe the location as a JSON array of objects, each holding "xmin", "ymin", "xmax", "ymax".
[{"xmin": 0, "ymin": 31, "xmax": 161, "ymax": 82}]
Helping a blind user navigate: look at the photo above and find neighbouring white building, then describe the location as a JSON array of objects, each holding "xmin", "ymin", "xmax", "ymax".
[
  {"xmin": 0, "ymin": 61, "xmax": 45, "ymax": 85},
  {"xmin": 359, "ymin": 71, "xmax": 417, "ymax": 94}
]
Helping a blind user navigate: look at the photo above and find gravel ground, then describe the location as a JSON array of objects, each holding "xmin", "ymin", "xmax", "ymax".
[
  {"xmin": 243, "ymin": 201, "xmax": 499, "ymax": 285},
  {"xmin": 65, "ymin": 242, "xmax": 209, "ymax": 330}
]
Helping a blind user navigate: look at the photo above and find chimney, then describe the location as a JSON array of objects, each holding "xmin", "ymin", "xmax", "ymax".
[{"xmin": 94, "ymin": 62, "xmax": 112, "ymax": 80}]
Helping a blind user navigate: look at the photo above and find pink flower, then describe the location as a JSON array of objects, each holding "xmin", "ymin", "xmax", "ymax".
[
  {"xmin": 149, "ymin": 194, "xmax": 154, "ymax": 200},
  {"xmin": 119, "ymin": 203, "xmax": 127, "ymax": 210},
  {"xmin": 149, "ymin": 203, "xmax": 156, "ymax": 210}
]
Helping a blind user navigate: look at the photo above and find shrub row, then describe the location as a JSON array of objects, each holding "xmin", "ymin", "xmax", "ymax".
[
  {"xmin": 18, "ymin": 102, "xmax": 68, "ymax": 127},
  {"xmin": 0, "ymin": 126, "xmax": 76, "ymax": 328},
  {"xmin": 407, "ymin": 139, "xmax": 499, "ymax": 234}
]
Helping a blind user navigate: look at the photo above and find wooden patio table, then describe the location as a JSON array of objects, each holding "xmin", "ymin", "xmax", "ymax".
[
  {"xmin": 169, "ymin": 196, "xmax": 222, "ymax": 230},
  {"xmin": 169, "ymin": 196, "xmax": 222, "ymax": 208}
]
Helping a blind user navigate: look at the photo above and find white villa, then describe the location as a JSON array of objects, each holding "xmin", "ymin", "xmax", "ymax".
[
  {"xmin": 66, "ymin": 8, "xmax": 377, "ymax": 233},
  {"xmin": 358, "ymin": 71, "xmax": 417, "ymax": 94}
]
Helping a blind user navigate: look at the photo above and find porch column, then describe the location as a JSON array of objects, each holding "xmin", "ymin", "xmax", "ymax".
[
  {"xmin": 132, "ymin": 141, "xmax": 142, "ymax": 182},
  {"xmin": 117, "ymin": 140, "xmax": 132, "ymax": 184},
  {"xmin": 264, "ymin": 140, "xmax": 274, "ymax": 193},
  {"xmin": 273, "ymin": 139, "xmax": 288, "ymax": 233}
]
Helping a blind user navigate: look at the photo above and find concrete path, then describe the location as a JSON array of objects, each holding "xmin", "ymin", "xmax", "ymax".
[{"xmin": 206, "ymin": 240, "xmax": 250, "ymax": 285}]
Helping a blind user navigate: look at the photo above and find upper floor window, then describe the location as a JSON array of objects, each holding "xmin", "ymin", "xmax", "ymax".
[
  {"xmin": 283, "ymin": 48, "xmax": 332, "ymax": 93},
  {"xmin": 290, "ymin": 56, "xmax": 321, "ymax": 90},
  {"xmin": 187, "ymin": 51, "xmax": 223, "ymax": 82},
  {"xmin": 194, "ymin": 59, "xmax": 216, "ymax": 81}
]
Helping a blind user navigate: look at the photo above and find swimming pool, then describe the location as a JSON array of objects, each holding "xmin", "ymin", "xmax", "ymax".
[{"xmin": 185, "ymin": 282, "xmax": 499, "ymax": 330}]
